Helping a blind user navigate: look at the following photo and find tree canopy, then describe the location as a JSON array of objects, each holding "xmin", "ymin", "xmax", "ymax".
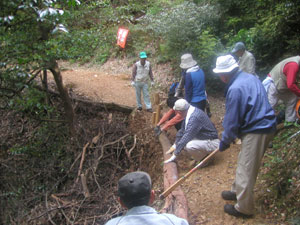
[{"xmin": 1, "ymin": 0, "xmax": 300, "ymax": 223}]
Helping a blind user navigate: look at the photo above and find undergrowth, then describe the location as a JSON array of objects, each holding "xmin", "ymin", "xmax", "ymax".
[{"xmin": 257, "ymin": 125, "xmax": 300, "ymax": 223}]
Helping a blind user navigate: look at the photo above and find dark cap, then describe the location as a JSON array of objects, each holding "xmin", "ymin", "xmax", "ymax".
[
  {"xmin": 231, "ymin": 42, "xmax": 246, "ymax": 53},
  {"xmin": 118, "ymin": 171, "xmax": 152, "ymax": 206}
]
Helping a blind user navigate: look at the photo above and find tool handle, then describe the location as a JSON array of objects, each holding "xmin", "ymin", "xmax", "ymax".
[{"xmin": 159, "ymin": 148, "xmax": 219, "ymax": 199}]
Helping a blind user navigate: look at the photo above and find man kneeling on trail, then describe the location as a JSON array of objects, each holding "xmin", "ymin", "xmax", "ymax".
[
  {"xmin": 164, "ymin": 99, "xmax": 219, "ymax": 166},
  {"xmin": 104, "ymin": 171, "xmax": 189, "ymax": 225}
]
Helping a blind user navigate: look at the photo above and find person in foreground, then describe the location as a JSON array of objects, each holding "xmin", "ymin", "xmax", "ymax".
[
  {"xmin": 164, "ymin": 99, "xmax": 219, "ymax": 166},
  {"xmin": 213, "ymin": 55, "xmax": 276, "ymax": 218},
  {"xmin": 105, "ymin": 171, "xmax": 189, "ymax": 225}
]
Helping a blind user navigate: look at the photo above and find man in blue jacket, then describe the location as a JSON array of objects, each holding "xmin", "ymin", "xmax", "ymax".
[
  {"xmin": 213, "ymin": 55, "xmax": 276, "ymax": 218},
  {"xmin": 179, "ymin": 54, "xmax": 207, "ymax": 111}
]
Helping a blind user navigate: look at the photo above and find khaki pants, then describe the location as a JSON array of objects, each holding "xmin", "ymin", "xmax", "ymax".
[
  {"xmin": 267, "ymin": 82, "xmax": 297, "ymax": 122},
  {"xmin": 185, "ymin": 139, "xmax": 220, "ymax": 161},
  {"xmin": 231, "ymin": 132, "xmax": 274, "ymax": 215}
]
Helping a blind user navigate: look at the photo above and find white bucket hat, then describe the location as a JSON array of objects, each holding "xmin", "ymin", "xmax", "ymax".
[
  {"xmin": 173, "ymin": 99, "xmax": 190, "ymax": 111},
  {"xmin": 213, "ymin": 55, "xmax": 239, "ymax": 74},
  {"xmin": 180, "ymin": 54, "xmax": 197, "ymax": 69}
]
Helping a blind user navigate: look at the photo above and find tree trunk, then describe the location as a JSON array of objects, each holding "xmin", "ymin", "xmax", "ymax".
[
  {"xmin": 49, "ymin": 59, "xmax": 76, "ymax": 136},
  {"xmin": 41, "ymin": 69, "xmax": 51, "ymax": 106},
  {"xmin": 159, "ymin": 132, "xmax": 188, "ymax": 220}
]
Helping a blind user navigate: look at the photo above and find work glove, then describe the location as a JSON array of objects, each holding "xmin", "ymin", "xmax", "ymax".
[
  {"xmin": 166, "ymin": 145, "xmax": 176, "ymax": 154},
  {"xmin": 131, "ymin": 81, "xmax": 135, "ymax": 86},
  {"xmin": 219, "ymin": 141, "xmax": 230, "ymax": 152},
  {"xmin": 151, "ymin": 81, "xmax": 154, "ymax": 86},
  {"xmin": 154, "ymin": 126, "xmax": 162, "ymax": 136},
  {"xmin": 164, "ymin": 154, "xmax": 176, "ymax": 164}
]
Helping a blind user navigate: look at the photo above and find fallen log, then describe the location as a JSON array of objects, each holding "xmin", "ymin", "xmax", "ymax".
[
  {"xmin": 158, "ymin": 132, "xmax": 188, "ymax": 221},
  {"xmin": 75, "ymin": 99, "xmax": 134, "ymax": 114}
]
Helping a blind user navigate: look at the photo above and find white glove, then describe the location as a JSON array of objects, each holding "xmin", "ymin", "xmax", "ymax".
[
  {"xmin": 131, "ymin": 81, "xmax": 135, "ymax": 86},
  {"xmin": 164, "ymin": 154, "xmax": 177, "ymax": 164},
  {"xmin": 166, "ymin": 145, "xmax": 176, "ymax": 154},
  {"xmin": 151, "ymin": 81, "xmax": 154, "ymax": 86}
]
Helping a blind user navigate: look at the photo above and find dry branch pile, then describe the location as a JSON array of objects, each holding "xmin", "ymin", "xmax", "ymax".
[{"xmin": 0, "ymin": 98, "xmax": 163, "ymax": 224}]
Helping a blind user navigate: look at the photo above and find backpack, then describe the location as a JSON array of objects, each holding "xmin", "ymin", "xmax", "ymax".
[
  {"xmin": 168, "ymin": 82, "xmax": 179, "ymax": 97},
  {"xmin": 167, "ymin": 82, "xmax": 179, "ymax": 108}
]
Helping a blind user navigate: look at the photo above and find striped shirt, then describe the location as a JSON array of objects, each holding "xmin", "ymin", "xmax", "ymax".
[{"xmin": 174, "ymin": 107, "xmax": 219, "ymax": 155}]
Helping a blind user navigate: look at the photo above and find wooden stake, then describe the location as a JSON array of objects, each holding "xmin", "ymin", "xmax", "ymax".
[
  {"xmin": 154, "ymin": 93, "xmax": 160, "ymax": 106},
  {"xmin": 155, "ymin": 105, "xmax": 161, "ymax": 125},
  {"xmin": 152, "ymin": 112, "xmax": 157, "ymax": 125}
]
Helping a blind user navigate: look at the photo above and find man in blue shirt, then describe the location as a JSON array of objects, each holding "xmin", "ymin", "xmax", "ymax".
[
  {"xmin": 213, "ymin": 55, "xmax": 276, "ymax": 218},
  {"xmin": 105, "ymin": 171, "xmax": 189, "ymax": 225}
]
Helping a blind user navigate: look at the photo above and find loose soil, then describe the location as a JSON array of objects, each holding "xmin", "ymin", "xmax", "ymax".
[{"xmin": 52, "ymin": 59, "xmax": 276, "ymax": 225}]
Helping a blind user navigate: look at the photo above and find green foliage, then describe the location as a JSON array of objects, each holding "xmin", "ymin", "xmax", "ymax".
[
  {"xmin": 249, "ymin": 0, "xmax": 300, "ymax": 73},
  {"xmin": 12, "ymin": 88, "xmax": 54, "ymax": 118},
  {"xmin": 142, "ymin": 2, "xmax": 220, "ymax": 62},
  {"xmin": 257, "ymin": 127, "xmax": 300, "ymax": 222},
  {"xmin": 193, "ymin": 30, "xmax": 225, "ymax": 91},
  {"xmin": 0, "ymin": 0, "xmax": 77, "ymax": 111},
  {"xmin": 9, "ymin": 122, "xmax": 67, "ymax": 158},
  {"xmin": 52, "ymin": 28, "xmax": 103, "ymax": 62},
  {"xmin": 217, "ymin": 0, "xmax": 300, "ymax": 75},
  {"xmin": 227, "ymin": 29, "xmax": 255, "ymax": 50},
  {"xmin": 138, "ymin": 2, "xmax": 223, "ymax": 91},
  {"xmin": 4, "ymin": 121, "xmax": 72, "ymax": 221}
]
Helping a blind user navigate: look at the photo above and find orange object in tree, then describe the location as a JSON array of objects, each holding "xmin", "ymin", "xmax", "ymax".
[
  {"xmin": 296, "ymin": 99, "xmax": 300, "ymax": 119},
  {"xmin": 117, "ymin": 28, "xmax": 129, "ymax": 48}
]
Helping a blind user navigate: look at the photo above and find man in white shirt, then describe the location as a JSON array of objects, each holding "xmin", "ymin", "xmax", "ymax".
[{"xmin": 231, "ymin": 42, "xmax": 256, "ymax": 76}]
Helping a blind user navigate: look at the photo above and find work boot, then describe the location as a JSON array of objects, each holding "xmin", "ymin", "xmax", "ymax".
[
  {"xmin": 221, "ymin": 191, "xmax": 237, "ymax": 201},
  {"xmin": 137, "ymin": 107, "xmax": 142, "ymax": 111},
  {"xmin": 224, "ymin": 204, "xmax": 253, "ymax": 218}
]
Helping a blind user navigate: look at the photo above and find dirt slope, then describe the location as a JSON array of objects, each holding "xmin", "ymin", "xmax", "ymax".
[{"xmin": 52, "ymin": 59, "xmax": 276, "ymax": 225}]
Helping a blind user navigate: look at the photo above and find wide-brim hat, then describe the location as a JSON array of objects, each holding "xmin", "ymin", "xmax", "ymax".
[
  {"xmin": 231, "ymin": 42, "xmax": 246, "ymax": 53},
  {"xmin": 139, "ymin": 51, "xmax": 147, "ymax": 59},
  {"xmin": 180, "ymin": 53, "xmax": 197, "ymax": 69},
  {"xmin": 173, "ymin": 99, "xmax": 190, "ymax": 111},
  {"xmin": 213, "ymin": 55, "xmax": 239, "ymax": 74}
]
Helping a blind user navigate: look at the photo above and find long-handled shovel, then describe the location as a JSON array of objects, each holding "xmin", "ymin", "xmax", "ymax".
[{"xmin": 159, "ymin": 148, "xmax": 219, "ymax": 199}]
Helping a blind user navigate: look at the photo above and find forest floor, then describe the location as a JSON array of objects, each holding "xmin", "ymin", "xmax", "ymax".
[{"xmin": 52, "ymin": 59, "xmax": 279, "ymax": 225}]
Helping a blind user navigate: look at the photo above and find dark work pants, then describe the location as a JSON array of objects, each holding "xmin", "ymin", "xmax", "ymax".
[{"xmin": 191, "ymin": 100, "xmax": 206, "ymax": 111}]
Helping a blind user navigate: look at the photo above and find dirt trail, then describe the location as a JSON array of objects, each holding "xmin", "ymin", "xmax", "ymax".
[
  {"xmin": 57, "ymin": 60, "xmax": 136, "ymax": 107},
  {"xmin": 53, "ymin": 59, "xmax": 272, "ymax": 225}
]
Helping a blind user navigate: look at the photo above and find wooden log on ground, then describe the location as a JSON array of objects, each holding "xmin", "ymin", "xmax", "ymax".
[
  {"xmin": 76, "ymin": 100, "xmax": 134, "ymax": 114},
  {"xmin": 158, "ymin": 132, "xmax": 188, "ymax": 220}
]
